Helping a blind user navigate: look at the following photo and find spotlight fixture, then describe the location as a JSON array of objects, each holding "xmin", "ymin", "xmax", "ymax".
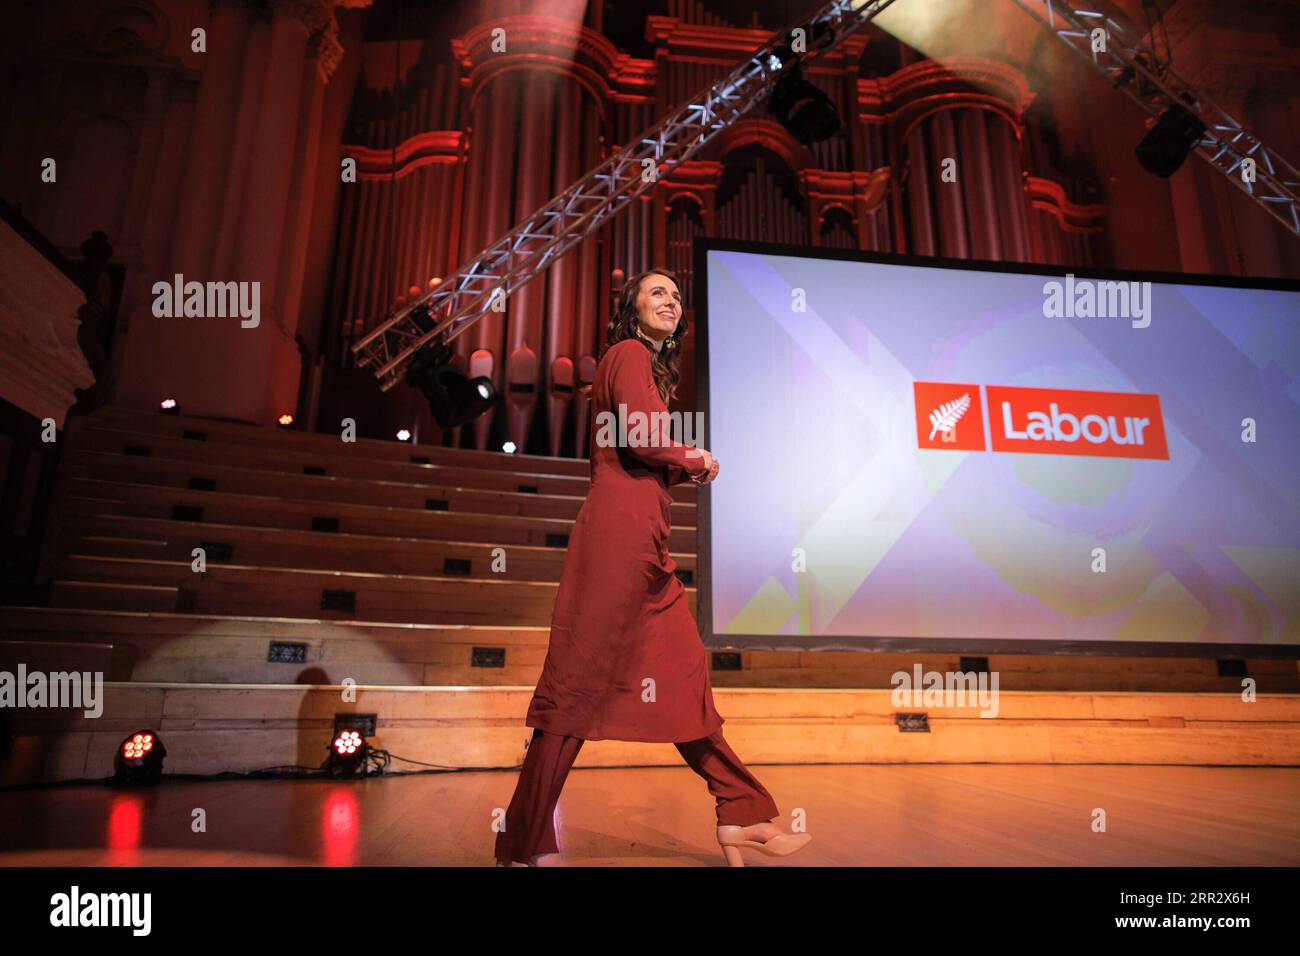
[
  {"xmin": 502, "ymin": 441, "xmax": 517, "ymax": 454},
  {"xmin": 404, "ymin": 325, "xmax": 497, "ymax": 429},
  {"xmin": 328, "ymin": 727, "xmax": 369, "ymax": 777},
  {"xmin": 409, "ymin": 301, "xmax": 437, "ymax": 335},
  {"xmin": 1135, "ymin": 103, "xmax": 1206, "ymax": 178},
  {"xmin": 767, "ymin": 60, "xmax": 840, "ymax": 145},
  {"xmin": 396, "ymin": 429, "xmax": 412, "ymax": 442},
  {"xmin": 114, "ymin": 730, "xmax": 166, "ymax": 785},
  {"xmin": 159, "ymin": 398, "xmax": 179, "ymax": 415},
  {"xmin": 277, "ymin": 413, "xmax": 295, "ymax": 428}
]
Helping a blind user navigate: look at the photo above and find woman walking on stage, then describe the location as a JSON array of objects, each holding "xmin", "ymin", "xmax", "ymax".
[{"xmin": 494, "ymin": 268, "xmax": 811, "ymax": 867}]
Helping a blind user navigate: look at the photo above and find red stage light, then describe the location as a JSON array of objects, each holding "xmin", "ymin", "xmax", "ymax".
[
  {"xmin": 114, "ymin": 730, "xmax": 166, "ymax": 785},
  {"xmin": 328, "ymin": 728, "xmax": 369, "ymax": 776},
  {"xmin": 122, "ymin": 732, "xmax": 155, "ymax": 760}
]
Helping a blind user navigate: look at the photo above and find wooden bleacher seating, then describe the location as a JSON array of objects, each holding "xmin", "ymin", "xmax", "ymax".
[{"xmin": 1, "ymin": 404, "xmax": 1295, "ymax": 784}]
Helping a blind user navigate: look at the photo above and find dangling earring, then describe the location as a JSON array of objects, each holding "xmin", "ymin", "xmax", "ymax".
[{"xmin": 664, "ymin": 336, "xmax": 675, "ymax": 349}]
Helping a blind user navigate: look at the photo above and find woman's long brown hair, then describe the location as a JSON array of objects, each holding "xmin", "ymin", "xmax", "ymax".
[{"xmin": 589, "ymin": 268, "xmax": 687, "ymax": 405}]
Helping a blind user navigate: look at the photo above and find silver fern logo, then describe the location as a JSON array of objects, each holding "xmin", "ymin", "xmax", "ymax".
[{"xmin": 928, "ymin": 393, "xmax": 971, "ymax": 441}]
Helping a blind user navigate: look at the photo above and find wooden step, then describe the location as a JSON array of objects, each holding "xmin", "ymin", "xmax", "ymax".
[
  {"xmin": 63, "ymin": 479, "xmax": 699, "ymax": 551},
  {"xmin": 68, "ymin": 452, "xmax": 587, "ymax": 520},
  {"xmin": 74, "ymin": 421, "xmax": 698, "ymax": 503},
  {"xmin": 58, "ymin": 514, "xmax": 696, "ymax": 582},
  {"xmin": 49, "ymin": 580, "xmax": 179, "ymax": 613},
  {"xmin": 79, "ymin": 424, "xmax": 591, "ymax": 497},
  {"xmin": 0, "ymin": 639, "xmax": 129, "ymax": 680},
  {"xmin": 6, "ymin": 682, "xmax": 1298, "ymax": 785},
  {"xmin": 0, "ymin": 607, "xmax": 548, "ymax": 686},
  {"xmin": 82, "ymin": 405, "xmax": 590, "ymax": 476},
  {"xmin": 70, "ymin": 451, "xmax": 697, "ymax": 523},
  {"xmin": 724, "ymin": 657, "xmax": 1300, "ymax": 692},
  {"xmin": 5, "ymin": 607, "xmax": 1294, "ymax": 693},
  {"xmin": 51, "ymin": 554, "xmax": 609, "ymax": 625}
]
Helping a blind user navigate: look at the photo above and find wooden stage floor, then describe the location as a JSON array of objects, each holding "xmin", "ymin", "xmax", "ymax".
[{"xmin": 1, "ymin": 762, "xmax": 1297, "ymax": 867}]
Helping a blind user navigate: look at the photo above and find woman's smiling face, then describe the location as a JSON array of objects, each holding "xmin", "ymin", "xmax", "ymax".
[{"xmin": 635, "ymin": 273, "xmax": 682, "ymax": 342}]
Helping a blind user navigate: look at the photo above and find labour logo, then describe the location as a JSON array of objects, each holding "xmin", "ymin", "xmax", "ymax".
[
  {"xmin": 987, "ymin": 385, "xmax": 1169, "ymax": 460},
  {"xmin": 914, "ymin": 381, "xmax": 986, "ymax": 451},
  {"xmin": 914, "ymin": 381, "xmax": 1169, "ymax": 461}
]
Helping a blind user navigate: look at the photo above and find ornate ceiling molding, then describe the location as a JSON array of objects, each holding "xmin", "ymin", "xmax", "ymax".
[
  {"xmin": 660, "ymin": 160, "xmax": 724, "ymax": 212},
  {"xmin": 643, "ymin": 15, "xmax": 869, "ymax": 71},
  {"xmin": 42, "ymin": 0, "xmax": 183, "ymax": 72},
  {"xmin": 858, "ymin": 56, "xmax": 1036, "ymax": 142},
  {"xmin": 801, "ymin": 167, "xmax": 893, "ymax": 219},
  {"xmin": 452, "ymin": 15, "xmax": 640, "ymax": 111},
  {"xmin": 1024, "ymin": 175, "xmax": 1106, "ymax": 233},
  {"xmin": 707, "ymin": 117, "xmax": 817, "ymax": 173},
  {"xmin": 344, "ymin": 131, "xmax": 466, "ymax": 180},
  {"xmin": 269, "ymin": 0, "xmax": 357, "ymax": 83}
]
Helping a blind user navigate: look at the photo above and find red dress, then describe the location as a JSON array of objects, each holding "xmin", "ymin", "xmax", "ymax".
[{"xmin": 525, "ymin": 338, "xmax": 723, "ymax": 742}]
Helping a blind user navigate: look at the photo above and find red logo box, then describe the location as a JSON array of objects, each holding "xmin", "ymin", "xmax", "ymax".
[
  {"xmin": 987, "ymin": 384, "xmax": 1169, "ymax": 460},
  {"xmin": 914, "ymin": 381, "xmax": 986, "ymax": 451}
]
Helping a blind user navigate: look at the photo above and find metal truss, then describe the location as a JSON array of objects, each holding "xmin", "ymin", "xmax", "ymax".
[
  {"xmin": 1011, "ymin": 0, "xmax": 1300, "ymax": 238},
  {"xmin": 351, "ymin": 0, "xmax": 901, "ymax": 391}
]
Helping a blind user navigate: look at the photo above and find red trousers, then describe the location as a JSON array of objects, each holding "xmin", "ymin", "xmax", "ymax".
[{"xmin": 494, "ymin": 727, "xmax": 780, "ymax": 864}]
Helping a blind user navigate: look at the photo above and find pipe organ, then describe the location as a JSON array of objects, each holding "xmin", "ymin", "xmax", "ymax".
[{"xmin": 327, "ymin": 10, "xmax": 1105, "ymax": 457}]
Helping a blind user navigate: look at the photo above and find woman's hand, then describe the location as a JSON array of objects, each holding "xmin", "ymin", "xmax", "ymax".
[
  {"xmin": 686, "ymin": 447, "xmax": 713, "ymax": 476},
  {"xmin": 689, "ymin": 448, "xmax": 719, "ymax": 484}
]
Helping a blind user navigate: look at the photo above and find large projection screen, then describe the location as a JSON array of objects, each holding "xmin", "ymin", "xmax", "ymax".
[{"xmin": 695, "ymin": 240, "xmax": 1300, "ymax": 658}]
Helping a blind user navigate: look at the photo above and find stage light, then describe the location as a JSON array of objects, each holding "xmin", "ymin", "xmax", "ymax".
[
  {"xmin": 159, "ymin": 398, "xmax": 179, "ymax": 415},
  {"xmin": 277, "ymin": 413, "xmax": 295, "ymax": 428},
  {"xmin": 405, "ymin": 330, "xmax": 497, "ymax": 429},
  {"xmin": 114, "ymin": 730, "xmax": 166, "ymax": 785},
  {"xmin": 328, "ymin": 727, "xmax": 369, "ymax": 777},
  {"xmin": 396, "ymin": 428, "xmax": 411, "ymax": 442},
  {"xmin": 409, "ymin": 301, "xmax": 437, "ymax": 335},
  {"xmin": 1135, "ymin": 104, "xmax": 1206, "ymax": 178},
  {"xmin": 767, "ymin": 61, "xmax": 840, "ymax": 145},
  {"xmin": 502, "ymin": 441, "xmax": 517, "ymax": 454}
]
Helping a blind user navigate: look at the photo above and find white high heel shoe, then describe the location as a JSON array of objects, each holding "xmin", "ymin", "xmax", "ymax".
[{"xmin": 716, "ymin": 824, "xmax": 812, "ymax": 867}]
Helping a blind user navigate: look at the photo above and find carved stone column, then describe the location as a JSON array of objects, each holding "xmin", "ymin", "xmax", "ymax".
[{"xmin": 169, "ymin": 0, "xmax": 250, "ymax": 281}]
